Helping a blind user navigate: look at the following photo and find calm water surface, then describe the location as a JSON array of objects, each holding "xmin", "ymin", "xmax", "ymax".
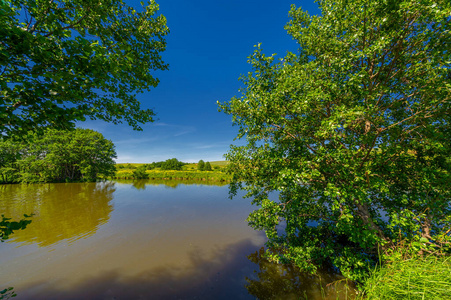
[{"xmin": 0, "ymin": 180, "xmax": 354, "ymax": 300}]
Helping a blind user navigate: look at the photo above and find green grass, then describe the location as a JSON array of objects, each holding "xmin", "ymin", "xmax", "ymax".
[
  {"xmin": 359, "ymin": 255, "xmax": 451, "ymax": 300},
  {"xmin": 210, "ymin": 161, "xmax": 229, "ymax": 166},
  {"xmin": 112, "ymin": 161, "xmax": 231, "ymax": 182}
]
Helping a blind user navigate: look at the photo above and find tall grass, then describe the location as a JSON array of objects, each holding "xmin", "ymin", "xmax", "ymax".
[{"xmin": 360, "ymin": 255, "xmax": 451, "ymax": 300}]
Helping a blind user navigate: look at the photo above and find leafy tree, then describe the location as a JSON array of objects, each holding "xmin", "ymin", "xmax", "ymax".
[
  {"xmin": 0, "ymin": 0, "xmax": 168, "ymax": 136},
  {"xmin": 4, "ymin": 128, "xmax": 117, "ymax": 182},
  {"xmin": 133, "ymin": 165, "xmax": 149, "ymax": 179},
  {"xmin": 126, "ymin": 163, "xmax": 137, "ymax": 169},
  {"xmin": 151, "ymin": 161, "xmax": 163, "ymax": 168},
  {"xmin": 219, "ymin": 0, "xmax": 450, "ymax": 281},
  {"xmin": 0, "ymin": 138, "xmax": 22, "ymax": 183},
  {"xmin": 197, "ymin": 160, "xmax": 205, "ymax": 171},
  {"xmin": 160, "ymin": 158, "xmax": 183, "ymax": 170},
  {"xmin": 204, "ymin": 161, "xmax": 212, "ymax": 171}
]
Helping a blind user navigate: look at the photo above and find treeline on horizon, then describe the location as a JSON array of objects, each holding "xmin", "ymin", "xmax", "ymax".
[
  {"xmin": 114, "ymin": 159, "xmax": 230, "ymax": 181},
  {"xmin": 0, "ymin": 128, "xmax": 230, "ymax": 184},
  {"xmin": 117, "ymin": 159, "xmax": 217, "ymax": 172}
]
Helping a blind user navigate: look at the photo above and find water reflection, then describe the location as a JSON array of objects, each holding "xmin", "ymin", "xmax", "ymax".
[
  {"xmin": 17, "ymin": 239, "xmax": 260, "ymax": 300},
  {"xmin": 117, "ymin": 178, "xmax": 229, "ymax": 190},
  {"xmin": 0, "ymin": 181, "xmax": 357, "ymax": 299},
  {"xmin": 0, "ymin": 182, "xmax": 115, "ymax": 246},
  {"xmin": 246, "ymin": 247, "xmax": 357, "ymax": 300}
]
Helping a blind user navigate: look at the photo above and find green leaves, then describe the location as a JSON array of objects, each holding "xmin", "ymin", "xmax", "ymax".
[
  {"xmin": 220, "ymin": 0, "xmax": 451, "ymax": 281},
  {"xmin": 197, "ymin": 160, "xmax": 205, "ymax": 171},
  {"xmin": 132, "ymin": 165, "xmax": 149, "ymax": 179},
  {"xmin": 0, "ymin": 128, "xmax": 117, "ymax": 183},
  {"xmin": 1, "ymin": 0, "xmax": 168, "ymax": 136},
  {"xmin": 160, "ymin": 158, "xmax": 184, "ymax": 171}
]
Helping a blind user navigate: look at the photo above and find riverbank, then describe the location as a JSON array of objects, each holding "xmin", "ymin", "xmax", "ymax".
[
  {"xmin": 110, "ymin": 161, "xmax": 232, "ymax": 182},
  {"xmin": 359, "ymin": 254, "xmax": 451, "ymax": 299},
  {"xmin": 111, "ymin": 169, "xmax": 231, "ymax": 182}
]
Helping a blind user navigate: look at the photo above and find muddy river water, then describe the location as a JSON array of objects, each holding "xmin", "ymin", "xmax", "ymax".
[{"xmin": 0, "ymin": 180, "xmax": 354, "ymax": 299}]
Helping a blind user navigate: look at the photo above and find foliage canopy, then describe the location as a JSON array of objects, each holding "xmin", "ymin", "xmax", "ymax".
[
  {"xmin": 160, "ymin": 158, "xmax": 184, "ymax": 170},
  {"xmin": 0, "ymin": 0, "xmax": 168, "ymax": 136},
  {"xmin": 0, "ymin": 128, "xmax": 117, "ymax": 183},
  {"xmin": 133, "ymin": 165, "xmax": 149, "ymax": 179},
  {"xmin": 219, "ymin": 0, "xmax": 450, "ymax": 280},
  {"xmin": 197, "ymin": 159, "xmax": 205, "ymax": 171}
]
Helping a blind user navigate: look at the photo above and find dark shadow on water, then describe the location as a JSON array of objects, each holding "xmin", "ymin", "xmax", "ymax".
[{"xmin": 245, "ymin": 248, "xmax": 357, "ymax": 300}]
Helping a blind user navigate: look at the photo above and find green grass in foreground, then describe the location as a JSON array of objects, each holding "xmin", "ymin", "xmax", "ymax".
[{"xmin": 360, "ymin": 255, "xmax": 451, "ymax": 300}]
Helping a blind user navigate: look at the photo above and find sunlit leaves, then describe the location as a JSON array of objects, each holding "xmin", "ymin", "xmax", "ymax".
[
  {"xmin": 0, "ymin": 128, "xmax": 117, "ymax": 183},
  {"xmin": 0, "ymin": 0, "xmax": 168, "ymax": 136},
  {"xmin": 219, "ymin": 0, "xmax": 450, "ymax": 281}
]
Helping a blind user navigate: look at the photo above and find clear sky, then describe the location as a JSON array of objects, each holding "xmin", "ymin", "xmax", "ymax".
[{"xmin": 80, "ymin": 0, "xmax": 319, "ymax": 163}]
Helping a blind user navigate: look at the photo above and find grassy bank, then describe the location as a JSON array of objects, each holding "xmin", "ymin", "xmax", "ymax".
[
  {"xmin": 112, "ymin": 169, "xmax": 231, "ymax": 181},
  {"xmin": 115, "ymin": 179, "xmax": 229, "ymax": 187},
  {"xmin": 111, "ymin": 161, "xmax": 231, "ymax": 182},
  {"xmin": 359, "ymin": 255, "xmax": 451, "ymax": 299}
]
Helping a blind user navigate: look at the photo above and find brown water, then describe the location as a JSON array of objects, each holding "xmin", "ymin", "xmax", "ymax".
[{"xmin": 0, "ymin": 180, "xmax": 355, "ymax": 300}]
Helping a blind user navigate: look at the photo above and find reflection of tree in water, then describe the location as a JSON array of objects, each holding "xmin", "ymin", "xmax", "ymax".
[
  {"xmin": 0, "ymin": 182, "xmax": 115, "ymax": 247},
  {"xmin": 245, "ymin": 247, "xmax": 356, "ymax": 300},
  {"xmin": 132, "ymin": 180, "xmax": 147, "ymax": 190},
  {"xmin": 0, "ymin": 214, "xmax": 33, "ymax": 241}
]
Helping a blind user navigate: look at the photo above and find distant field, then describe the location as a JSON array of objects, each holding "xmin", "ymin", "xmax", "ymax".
[{"xmin": 112, "ymin": 161, "xmax": 230, "ymax": 181}]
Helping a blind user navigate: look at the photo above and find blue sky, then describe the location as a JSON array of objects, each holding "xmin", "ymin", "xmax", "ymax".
[{"xmin": 80, "ymin": 0, "xmax": 319, "ymax": 163}]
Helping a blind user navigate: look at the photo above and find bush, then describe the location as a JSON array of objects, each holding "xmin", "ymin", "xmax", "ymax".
[
  {"xmin": 132, "ymin": 166, "xmax": 149, "ymax": 179},
  {"xmin": 160, "ymin": 158, "xmax": 184, "ymax": 170}
]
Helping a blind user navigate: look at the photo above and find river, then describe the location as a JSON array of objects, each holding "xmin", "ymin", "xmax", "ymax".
[{"xmin": 0, "ymin": 180, "xmax": 354, "ymax": 299}]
